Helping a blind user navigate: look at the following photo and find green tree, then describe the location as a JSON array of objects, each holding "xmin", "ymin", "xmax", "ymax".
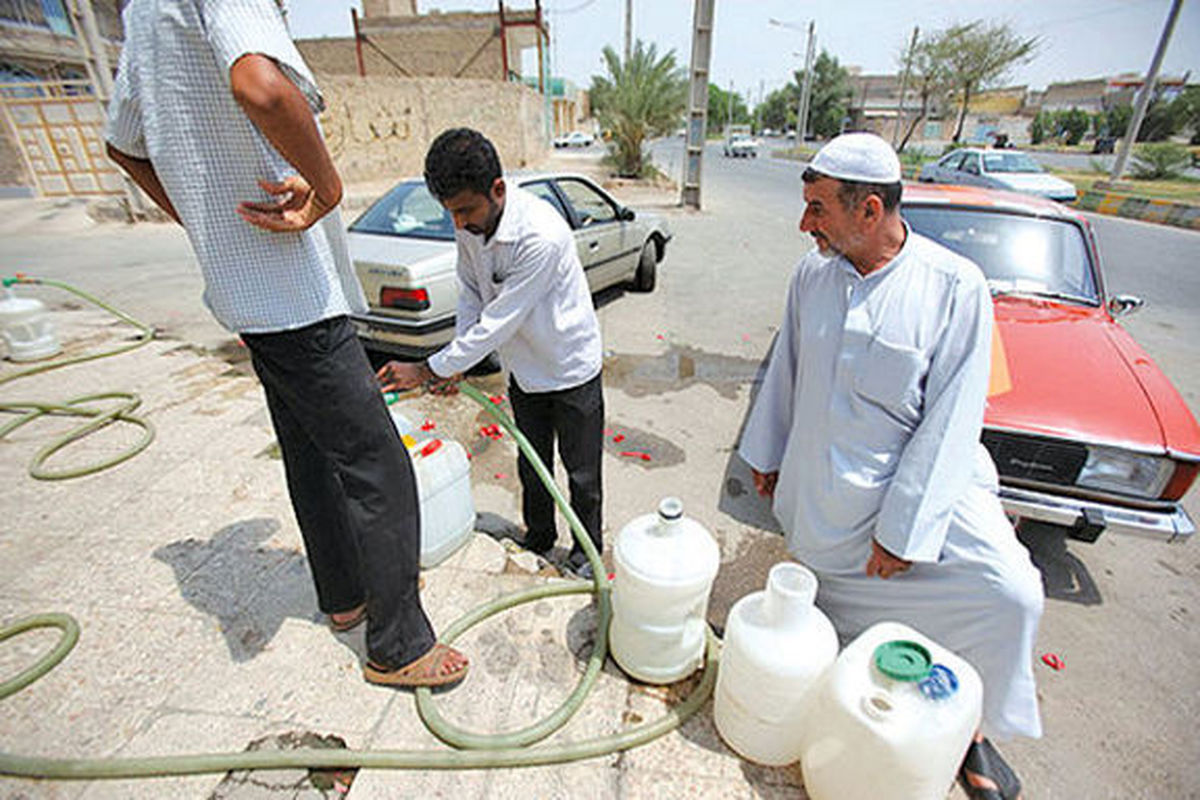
[
  {"xmin": 1131, "ymin": 141, "xmax": 1191, "ymax": 179},
  {"xmin": 707, "ymin": 84, "xmax": 750, "ymax": 134},
  {"xmin": 800, "ymin": 51, "xmax": 854, "ymax": 138},
  {"xmin": 1175, "ymin": 86, "xmax": 1200, "ymax": 144},
  {"xmin": 1030, "ymin": 111, "xmax": 1048, "ymax": 145},
  {"xmin": 756, "ymin": 87, "xmax": 796, "ymax": 133},
  {"xmin": 1060, "ymin": 108, "xmax": 1090, "ymax": 146},
  {"xmin": 895, "ymin": 34, "xmax": 952, "ymax": 152},
  {"xmin": 589, "ymin": 40, "xmax": 687, "ymax": 177},
  {"xmin": 927, "ymin": 21, "xmax": 1038, "ymax": 143}
]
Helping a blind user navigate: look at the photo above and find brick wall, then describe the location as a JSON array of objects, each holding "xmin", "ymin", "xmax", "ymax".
[{"xmin": 318, "ymin": 75, "xmax": 547, "ymax": 184}]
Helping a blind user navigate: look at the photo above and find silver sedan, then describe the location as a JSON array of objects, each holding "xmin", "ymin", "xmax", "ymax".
[
  {"xmin": 918, "ymin": 148, "xmax": 1078, "ymax": 203},
  {"xmin": 348, "ymin": 173, "xmax": 671, "ymax": 358}
]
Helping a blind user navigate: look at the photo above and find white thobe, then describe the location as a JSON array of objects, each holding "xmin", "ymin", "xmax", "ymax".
[{"xmin": 739, "ymin": 228, "xmax": 1043, "ymax": 740}]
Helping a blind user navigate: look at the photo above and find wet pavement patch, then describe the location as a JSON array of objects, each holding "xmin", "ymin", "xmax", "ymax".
[
  {"xmin": 210, "ymin": 731, "xmax": 356, "ymax": 798},
  {"xmin": 604, "ymin": 422, "xmax": 684, "ymax": 469},
  {"xmin": 603, "ymin": 345, "xmax": 763, "ymax": 400}
]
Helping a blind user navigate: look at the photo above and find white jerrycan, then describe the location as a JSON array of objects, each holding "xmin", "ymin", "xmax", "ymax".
[
  {"xmin": 609, "ymin": 497, "xmax": 720, "ymax": 684},
  {"xmin": 0, "ymin": 286, "xmax": 60, "ymax": 362},
  {"xmin": 713, "ymin": 562, "xmax": 838, "ymax": 765},
  {"xmin": 388, "ymin": 404, "xmax": 475, "ymax": 569},
  {"xmin": 800, "ymin": 621, "xmax": 983, "ymax": 800}
]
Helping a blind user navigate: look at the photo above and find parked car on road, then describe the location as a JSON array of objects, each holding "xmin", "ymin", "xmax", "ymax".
[
  {"xmin": 553, "ymin": 130, "xmax": 595, "ymax": 148},
  {"xmin": 918, "ymin": 148, "xmax": 1078, "ymax": 203},
  {"xmin": 902, "ymin": 183, "xmax": 1199, "ymax": 542},
  {"xmin": 348, "ymin": 173, "xmax": 671, "ymax": 358},
  {"xmin": 724, "ymin": 134, "xmax": 759, "ymax": 158}
]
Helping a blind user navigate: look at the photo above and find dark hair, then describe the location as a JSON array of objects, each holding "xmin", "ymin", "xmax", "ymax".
[
  {"xmin": 802, "ymin": 166, "xmax": 902, "ymax": 212},
  {"xmin": 423, "ymin": 128, "xmax": 502, "ymax": 200}
]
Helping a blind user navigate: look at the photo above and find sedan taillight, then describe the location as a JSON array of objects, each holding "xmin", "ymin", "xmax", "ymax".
[{"xmin": 380, "ymin": 287, "xmax": 429, "ymax": 311}]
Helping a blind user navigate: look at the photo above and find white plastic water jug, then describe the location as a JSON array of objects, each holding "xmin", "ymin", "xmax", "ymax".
[
  {"xmin": 407, "ymin": 436, "xmax": 475, "ymax": 568},
  {"xmin": 714, "ymin": 562, "xmax": 838, "ymax": 765},
  {"xmin": 609, "ymin": 497, "xmax": 720, "ymax": 684},
  {"xmin": 800, "ymin": 621, "xmax": 983, "ymax": 800},
  {"xmin": 0, "ymin": 287, "xmax": 60, "ymax": 362},
  {"xmin": 388, "ymin": 405, "xmax": 415, "ymax": 438}
]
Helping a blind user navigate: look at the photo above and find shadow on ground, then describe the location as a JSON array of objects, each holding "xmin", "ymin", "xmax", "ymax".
[
  {"xmin": 1017, "ymin": 521, "xmax": 1102, "ymax": 606},
  {"xmin": 153, "ymin": 517, "xmax": 322, "ymax": 661}
]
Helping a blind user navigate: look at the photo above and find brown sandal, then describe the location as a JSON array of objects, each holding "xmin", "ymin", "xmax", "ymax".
[
  {"xmin": 328, "ymin": 603, "xmax": 367, "ymax": 632},
  {"xmin": 364, "ymin": 643, "xmax": 469, "ymax": 689}
]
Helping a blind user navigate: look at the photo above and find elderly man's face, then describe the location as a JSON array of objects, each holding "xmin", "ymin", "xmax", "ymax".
[{"xmin": 799, "ymin": 176, "xmax": 866, "ymax": 257}]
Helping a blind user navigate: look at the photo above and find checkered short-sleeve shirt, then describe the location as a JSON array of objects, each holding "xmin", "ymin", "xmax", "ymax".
[{"xmin": 105, "ymin": 0, "xmax": 366, "ymax": 334}]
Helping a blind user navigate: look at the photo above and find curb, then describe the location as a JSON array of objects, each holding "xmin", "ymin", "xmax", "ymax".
[{"xmin": 1073, "ymin": 190, "xmax": 1200, "ymax": 231}]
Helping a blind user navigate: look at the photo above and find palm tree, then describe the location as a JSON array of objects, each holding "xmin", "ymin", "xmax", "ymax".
[{"xmin": 589, "ymin": 40, "xmax": 686, "ymax": 177}]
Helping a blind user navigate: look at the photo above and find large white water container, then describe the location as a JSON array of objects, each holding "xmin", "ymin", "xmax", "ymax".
[
  {"xmin": 800, "ymin": 621, "xmax": 983, "ymax": 800},
  {"xmin": 407, "ymin": 436, "xmax": 475, "ymax": 568},
  {"xmin": 714, "ymin": 562, "xmax": 838, "ymax": 765},
  {"xmin": 0, "ymin": 287, "xmax": 60, "ymax": 362},
  {"xmin": 609, "ymin": 497, "xmax": 720, "ymax": 684}
]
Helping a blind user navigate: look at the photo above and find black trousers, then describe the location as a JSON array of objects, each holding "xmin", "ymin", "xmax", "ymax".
[
  {"xmin": 242, "ymin": 316, "xmax": 434, "ymax": 669},
  {"xmin": 508, "ymin": 372, "xmax": 604, "ymax": 558}
]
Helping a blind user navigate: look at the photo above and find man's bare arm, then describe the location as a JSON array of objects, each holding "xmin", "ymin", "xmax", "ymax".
[
  {"xmin": 104, "ymin": 143, "xmax": 180, "ymax": 223},
  {"xmin": 229, "ymin": 53, "xmax": 341, "ymax": 231}
]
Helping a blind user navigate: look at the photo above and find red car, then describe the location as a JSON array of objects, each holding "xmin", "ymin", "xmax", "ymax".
[{"xmin": 902, "ymin": 184, "xmax": 1199, "ymax": 542}]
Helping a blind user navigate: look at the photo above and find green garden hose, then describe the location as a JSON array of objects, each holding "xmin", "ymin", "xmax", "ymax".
[
  {"xmin": 0, "ymin": 275, "xmax": 156, "ymax": 479},
  {"xmin": 0, "ymin": 357, "xmax": 719, "ymax": 780}
]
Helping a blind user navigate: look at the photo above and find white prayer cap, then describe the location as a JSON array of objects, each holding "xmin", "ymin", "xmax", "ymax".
[{"xmin": 808, "ymin": 132, "xmax": 901, "ymax": 184}]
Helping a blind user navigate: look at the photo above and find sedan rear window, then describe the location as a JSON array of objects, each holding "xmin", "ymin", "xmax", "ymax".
[
  {"xmin": 903, "ymin": 206, "xmax": 1099, "ymax": 304},
  {"xmin": 349, "ymin": 182, "xmax": 454, "ymax": 240}
]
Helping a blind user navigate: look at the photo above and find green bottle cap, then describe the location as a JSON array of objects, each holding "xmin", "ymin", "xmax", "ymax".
[{"xmin": 873, "ymin": 640, "xmax": 933, "ymax": 682}]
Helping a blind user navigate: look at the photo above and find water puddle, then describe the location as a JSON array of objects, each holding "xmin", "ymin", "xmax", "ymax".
[{"xmin": 603, "ymin": 345, "xmax": 763, "ymax": 400}]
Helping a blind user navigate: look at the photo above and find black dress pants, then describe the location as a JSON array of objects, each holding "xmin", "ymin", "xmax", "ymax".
[
  {"xmin": 242, "ymin": 316, "xmax": 435, "ymax": 669},
  {"xmin": 508, "ymin": 371, "xmax": 604, "ymax": 558}
]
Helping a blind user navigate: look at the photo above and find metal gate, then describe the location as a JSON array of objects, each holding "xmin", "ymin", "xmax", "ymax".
[{"xmin": 0, "ymin": 79, "xmax": 125, "ymax": 197}]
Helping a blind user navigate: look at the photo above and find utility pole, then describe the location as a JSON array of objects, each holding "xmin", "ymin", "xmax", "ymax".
[
  {"xmin": 756, "ymin": 78, "xmax": 764, "ymax": 133},
  {"xmin": 624, "ymin": 0, "xmax": 632, "ymax": 64},
  {"xmin": 682, "ymin": 0, "xmax": 715, "ymax": 209},
  {"xmin": 726, "ymin": 80, "xmax": 734, "ymax": 133},
  {"xmin": 893, "ymin": 25, "xmax": 918, "ymax": 148},
  {"xmin": 797, "ymin": 21, "xmax": 816, "ymax": 142},
  {"xmin": 1109, "ymin": 0, "xmax": 1183, "ymax": 183}
]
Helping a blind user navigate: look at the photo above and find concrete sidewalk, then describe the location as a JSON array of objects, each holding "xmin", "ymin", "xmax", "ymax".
[{"xmin": 0, "ymin": 299, "xmax": 820, "ymax": 799}]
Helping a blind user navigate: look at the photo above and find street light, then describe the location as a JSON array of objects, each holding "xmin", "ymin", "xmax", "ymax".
[{"xmin": 769, "ymin": 18, "xmax": 815, "ymax": 142}]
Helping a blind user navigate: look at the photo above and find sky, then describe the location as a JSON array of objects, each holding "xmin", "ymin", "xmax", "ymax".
[{"xmin": 284, "ymin": 0, "xmax": 1199, "ymax": 102}]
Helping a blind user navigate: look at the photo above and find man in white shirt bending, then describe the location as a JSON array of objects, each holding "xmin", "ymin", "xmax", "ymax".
[{"xmin": 378, "ymin": 128, "xmax": 604, "ymax": 580}]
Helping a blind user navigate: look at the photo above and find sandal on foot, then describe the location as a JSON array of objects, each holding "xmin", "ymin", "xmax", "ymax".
[
  {"xmin": 329, "ymin": 603, "xmax": 367, "ymax": 632},
  {"xmin": 364, "ymin": 643, "xmax": 469, "ymax": 689},
  {"xmin": 959, "ymin": 737, "xmax": 1022, "ymax": 800}
]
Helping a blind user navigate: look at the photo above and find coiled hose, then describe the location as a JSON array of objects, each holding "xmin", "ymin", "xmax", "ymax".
[
  {"xmin": 0, "ymin": 285, "xmax": 718, "ymax": 780},
  {"xmin": 0, "ymin": 275, "xmax": 155, "ymax": 479}
]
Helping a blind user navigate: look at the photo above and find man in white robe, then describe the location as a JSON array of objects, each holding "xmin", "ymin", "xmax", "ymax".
[{"xmin": 738, "ymin": 133, "xmax": 1042, "ymax": 800}]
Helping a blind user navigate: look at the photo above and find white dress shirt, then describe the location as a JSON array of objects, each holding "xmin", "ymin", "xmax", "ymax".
[
  {"xmin": 104, "ymin": 0, "xmax": 366, "ymax": 334},
  {"xmin": 428, "ymin": 186, "xmax": 603, "ymax": 393}
]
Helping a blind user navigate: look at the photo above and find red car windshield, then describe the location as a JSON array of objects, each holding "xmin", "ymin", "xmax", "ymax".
[{"xmin": 903, "ymin": 206, "xmax": 1100, "ymax": 305}]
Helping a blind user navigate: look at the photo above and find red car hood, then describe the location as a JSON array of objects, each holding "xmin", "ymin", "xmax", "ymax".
[{"xmin": 986, "ymin": 297, "xmax": 1186, "ymax": 452}]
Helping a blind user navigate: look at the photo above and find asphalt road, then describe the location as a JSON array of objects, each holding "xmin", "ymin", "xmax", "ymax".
[{"xmin": 643, "ymin": 136, "xmax": 1200, "ymax": 799}]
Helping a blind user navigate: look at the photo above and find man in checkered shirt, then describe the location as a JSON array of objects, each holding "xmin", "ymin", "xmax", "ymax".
[{"xmin": 104, "ymin": 0, "xmax": 467, "ymax": 689}]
